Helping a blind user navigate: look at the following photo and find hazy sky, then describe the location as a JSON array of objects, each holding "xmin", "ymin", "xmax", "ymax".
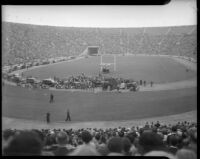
[{"xmin": 2, "ymin": 1, "xmax": 196, "ymax": 28}]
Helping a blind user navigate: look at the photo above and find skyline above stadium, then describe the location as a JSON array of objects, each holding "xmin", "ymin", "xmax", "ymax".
[{"xmin": 2, "ymin": 1, "xmax": 196, "ymax": 28}]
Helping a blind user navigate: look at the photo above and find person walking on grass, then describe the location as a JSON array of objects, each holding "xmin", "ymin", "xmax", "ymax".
[{"xmin": 65, "ymin": 109, "xmax": 71, "ymax": 122}]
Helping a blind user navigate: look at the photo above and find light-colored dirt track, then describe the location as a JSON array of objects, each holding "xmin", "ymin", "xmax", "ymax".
[
  {"xmin": 139, "ymin": 55, "xmax": 196, "ymax": 91},
  {"xmin": 139, "ymin": 78, "xmax": 196, "ymax": 91},
  {"xmin": 2, "ymin": 110, "xmax": 196, "ymax": 130}
]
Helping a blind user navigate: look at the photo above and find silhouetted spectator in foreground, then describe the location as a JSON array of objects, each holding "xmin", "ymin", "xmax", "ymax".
[
  {"xmin": 138, "ymin": 132, "xmax": 166, "ymax": 155},
  {"xmin": 69, "ymin": 131, "xmax": 100, "ymax": 156},
  {"xmin": 96, "ymin": 135, "xmax": 109, "ymax": 156},
  {"xmin": 2, "ymin": 129, "xmax": 15, "ymax": 154},
  {"xmin": 176, "ymin": 148, "xmax": 197, "ymax": 159},
  {"xmin": 145, "ymin": 151, "xmax": 176, "ymax": 159},
  {"xmin": 4, "ymin": 131, "xmax": 42, "ymax": 156},
  {"xmin": 53, "ymin": 131, "xmax": 71, "ymax": 156},
  {"xmin": 107, "ymin": 137, "xmax": 123, "ymax": 156},
  {"xmin": 2, "ymin": 120, "xmax": 197, "ymax": 156},
  {"xmin": 167, "ymin": 134, "xmax": 179, "ymax": 155},
  {"xmin": 121, "ymin": 137, "xmax": 132, "ymax": 156},
  {"xmin": 187, "ymin": 127, "xmax": 197, "ymax": 154},
  {"xmin": 126, "ymin": 131, "xmax": 138, "ymax": 155}
]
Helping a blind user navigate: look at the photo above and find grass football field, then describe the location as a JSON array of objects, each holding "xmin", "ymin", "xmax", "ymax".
[
  {"xmin": 2, "ymin": 85, "xmax": 196, "ymax": 122},
  {"xmin": 23, "ymin": 56, "xmax": 196, "ymax": 83},
  {"xmin": 2, "ymin": 55, "xmax": 197, "ymax": 123}
]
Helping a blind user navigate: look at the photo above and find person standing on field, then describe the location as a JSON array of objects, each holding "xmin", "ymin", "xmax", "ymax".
[
  {"xmin": 50, "ymin": 93, "xmax": 54, "ymax": 103},
  {"xmin": 144, "ymin": 81, "xmax": 146, "ymax": 87},
  {"xmin": 46, "ymin": 112, "xmax": 50, "ymax": 124},
  {"xmin": 140, "ymin": 80, "xmax": 143, "ymax": 85},
  {"xmin": 151, "ymin": 81, "xmax": 153, "ymax": 87}
]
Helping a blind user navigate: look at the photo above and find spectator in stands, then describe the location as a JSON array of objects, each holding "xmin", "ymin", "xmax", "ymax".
[
  {"xmin": 176, "ymin": 148, "xmax": 197, "ymax": 159},
  {"xmin": 126, "ymin": 131, "xmax": 139, "ymax": 155},
  {"xmin": 144, "ymin": 150, "xmax": 176, "ymax": 159},
  {"xmin": 121, "ymin": 137, "xmax": 132, "ymax": 156},
  {"xmin": 31, "ymin": 129, "xmax": 52, "ymax": 156},
  {"xmin": 187, "ymin": 127, "xmax": 197, "ymax": 154},
  {"xmin": 96, "ymin": 135, "xmax": 109, "ymax": 156},
  {"xmin": 167, "ymin": 125, "xmax": 178, "ymax": 145},
  {"xmin": 31, "ymin": 129, "xmax": 45, "ymax": 145},
  {"xmin": 145, "ymin": 122, "xmax": 150, "ymax": 128},
  {"xmin": 167, "ymin": 134, "xmax": 179, "ymax": 155},
  {"xmin": 2, "ymin": 129, "xmax": 15, "ymax": 154},
  {"xmin": 107, "ymin": 137, "xmax": 123, "ymax": 156},
  {"xmin": 171, "ymin": 125, "xmax": 178, "ymax": 134},
  {"xmin": 92, "ymin": 133, "xmax": 100, "ymax": 146},
  {"xmin": 137, "ymin": 131, "xmax": 166, "ymax": 155},
  {"xmin": 155, "ymin": 121, "xmax": 161, "ymax": 128},
  {"xmin": 43, "ymin": 131, "xmax": 57, "ymax": 151},
  {"xmin": 3, "ymin": 130, "xmax": 43, "ymax": 156},
  {"xmin": 69, "ymin": 130, "xmax": 100, "ymax": 156},
  {"xmin": 52, "ymin": 131, "xmax": 73, "ymax": 156},
  {"xmin": 2, "ymin": 121, "xmax": 197, "ymax": 156}
]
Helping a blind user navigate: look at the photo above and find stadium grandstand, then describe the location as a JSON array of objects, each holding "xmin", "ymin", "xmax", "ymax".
[{"xmin": 2, "ymin": 22, "xmax": 196, "ymax": 66}]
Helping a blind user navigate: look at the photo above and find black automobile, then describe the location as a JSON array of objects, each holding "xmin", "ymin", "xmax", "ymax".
[{"xmin": 102, "ymin": 67, "xmax": 110, "ymax": 73}]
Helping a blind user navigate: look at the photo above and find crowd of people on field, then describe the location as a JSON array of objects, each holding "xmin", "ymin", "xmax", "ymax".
[
  {"xmin": 3, "ymin": 71, "xmax": 144, "ymax": 92},
  {"xmin": 2, "ymin": 121, "xmax": 197, "ymax": 157},
  {"xmin": 2, "ymin": 22, "xmax": 196, "ymax": 66}
]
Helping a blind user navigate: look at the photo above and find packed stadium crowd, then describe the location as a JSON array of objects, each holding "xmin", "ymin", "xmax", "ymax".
[
  {"xmin": 2, "ymin": 22, "xmax": 196, "ymax": 66},
  {"xmin": 2, "ymin": 121, "xmax": 197, "ymax": 157}
]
